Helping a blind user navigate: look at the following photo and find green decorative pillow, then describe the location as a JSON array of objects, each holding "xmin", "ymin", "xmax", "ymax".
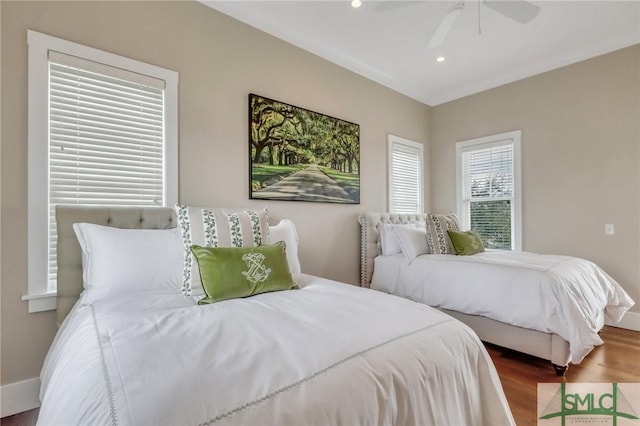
[
  {"xmin": 190, "ymin": 241, "xmax": 297, "ymax": 304},
  {"xmin": 447, "ymin": 230, "xmax": 485, "ymax": 255}
]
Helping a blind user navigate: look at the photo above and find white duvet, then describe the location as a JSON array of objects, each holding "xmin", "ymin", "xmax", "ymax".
[
  {"xmin": 39, "ymin": 274, "xmax": 514, "ymax": 426},
  {"xmin": 371, "ymin": 251, "xmax": 635, "ymax": 364}
]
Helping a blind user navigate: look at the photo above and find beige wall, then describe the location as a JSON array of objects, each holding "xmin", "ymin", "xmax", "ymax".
[
  {"xmin": 0, "ymin": 1, "xmax": 430, "ymax": 385},
  {"xmin": 430, "ymin": 44, "xmax": 640, "ymax": 314}
]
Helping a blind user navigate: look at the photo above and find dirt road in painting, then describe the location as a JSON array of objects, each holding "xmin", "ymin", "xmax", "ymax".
[{"xmin": 253, "ymin": 164, "xmax": 353, "ymax": 203}]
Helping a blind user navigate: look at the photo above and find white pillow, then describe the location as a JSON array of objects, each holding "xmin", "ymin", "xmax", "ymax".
[
  {"xmin": 73, "ymin": 223, "xmax": 184, "ymax": 301},
  {"xmin": 268, "ymin": 219, "xmax": 302, "ymax": 274},
  {"xmin": 379, "ymin": 222, "xmax": 424, "ymax": 256},
  {"xmin": 392, "ymin": 225, "xmax": 429, "ymax": 262}
]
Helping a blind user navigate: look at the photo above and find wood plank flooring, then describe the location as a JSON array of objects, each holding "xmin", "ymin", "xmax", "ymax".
[
  {"xmin": 486, "ymin": 326, "xmax": 640, "ymax": 426},
  {"xmin": 0, "ymin": 408, "xmax": 38, "ymax": 426},
  {"xmin": 2, "ymin": 326, "xmax": 638, "ymax": 426}
]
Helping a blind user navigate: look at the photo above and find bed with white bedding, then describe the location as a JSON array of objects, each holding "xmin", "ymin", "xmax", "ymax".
[
  {"xmin": 359, "ymin": 212, "xmax": 635, "ymax": 375},
  {"xmin": 38, "ymin": 206, "xmax": 515, "ymax": 426}
]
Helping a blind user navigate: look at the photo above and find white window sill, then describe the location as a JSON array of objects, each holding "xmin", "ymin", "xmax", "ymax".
[{"xmin": 21, "ymin": 291, "xmax": 57, "ymax": 313}]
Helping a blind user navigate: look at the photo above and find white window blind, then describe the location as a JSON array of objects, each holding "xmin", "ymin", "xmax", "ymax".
[
  {"xmin": 457, "ymin": 131, "xmax": 521, "ymax": 251},
  {"xmin": 27, "ymin": 31, "xmax": 178, "ymax": 312},
  {"xmin": 388, "ymin": 135, "xmax": 424, "ymax": 214},
  {"xmin": 46, "ymin": 52, "xmax": 167, "ymax": 288}
]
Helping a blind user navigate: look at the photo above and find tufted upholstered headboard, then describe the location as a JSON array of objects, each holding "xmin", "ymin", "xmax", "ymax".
[
  {"xmin": 358, "ymin": 212, "xmax": 428, "ymax": 288},
  {"xmin": 55, "ymin": 205, "xmax": 176, "ymax": 325}
]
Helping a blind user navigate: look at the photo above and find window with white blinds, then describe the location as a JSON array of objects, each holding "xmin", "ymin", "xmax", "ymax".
[
  {"xmin": 456, "ymin": 131, "xmax": 521, "ymax": 251},
  {"xmin": 27, "ymin": 30, "xmax": 178, "ymax": 312},
  {"xmin": 388, "ymin": 135, "xmax": 424, "ymax": 214},
  {"xmin": 47, "ymin": 52, "xmax": 167, "ymax": 285}
]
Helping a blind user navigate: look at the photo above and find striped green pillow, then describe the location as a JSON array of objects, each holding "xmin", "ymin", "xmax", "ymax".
[
  {"xmin": 426, "ymin": 213, "xmax": 460, "ymax": 254},
  {"xmin": 175, "ymin": 205, "xmax": 269, "ymax": 296}
]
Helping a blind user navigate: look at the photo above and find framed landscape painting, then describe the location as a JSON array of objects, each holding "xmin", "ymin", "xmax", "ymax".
[{"xmin": 249, "ymin": 94, "xmax": 360, "ymax": 204}]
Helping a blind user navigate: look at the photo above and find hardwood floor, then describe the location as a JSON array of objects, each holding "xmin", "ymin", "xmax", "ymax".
[
  {"xmin": 486, "ymin": 326, "xmax": 640, "ymax": 426},
  {"xmin": 0, "ymin": 408, "xmax": 38, "ymax": 426},
  {"xmin": 2, "ymin": 326, "xmax": 638, "ymax": 426}
]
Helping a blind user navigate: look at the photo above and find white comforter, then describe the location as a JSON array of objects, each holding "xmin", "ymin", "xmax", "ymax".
[
  {"xmin": 371, "ymin": 251, "xmax": 635, "ymax": 364},
  {"xmin": 39, "ymin": 274, "xmax": 514, "ymax": 426}
]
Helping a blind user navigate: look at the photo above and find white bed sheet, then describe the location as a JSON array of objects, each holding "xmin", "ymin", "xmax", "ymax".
[
  {"xmin": 39, "ymin": 274, "xmax": 514, "ymax": 426},
  {"xmin": 371, "ymin": 252, "xmax": 634, "ymax": 364}
]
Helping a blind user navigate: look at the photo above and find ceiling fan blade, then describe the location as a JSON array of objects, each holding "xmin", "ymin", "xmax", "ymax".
[
  {"xmin": 485, "ymin": 0, "xmax": 540, "ymax": 24},
  {"xmin": 427, "ymin": 2, "xmax": 465, "ymax": 49}
]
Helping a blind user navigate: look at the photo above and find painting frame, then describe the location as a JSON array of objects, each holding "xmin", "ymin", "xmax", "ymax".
[{"xmin": 249, "ymin": 93, "xmax": 360, "ymax": 204}]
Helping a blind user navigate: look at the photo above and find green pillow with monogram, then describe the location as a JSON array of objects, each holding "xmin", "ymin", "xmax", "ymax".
[
  {"xmin": 190, "ymin": 241, "xmax": 297, "ymax": 304},
  {"xmin": 447, "ymin": 230, "xmax": 485, "ymax": 255}
]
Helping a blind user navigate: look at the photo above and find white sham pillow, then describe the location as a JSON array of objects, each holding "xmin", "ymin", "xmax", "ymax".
[
  {"xmin": 268, "ymin": 219, "xmax": 302, "ymax": 274},
  {"xmin": 379, "ymin": 222, "xmax": 425, "ymax": 256},
  {"xmin": 392, "ymin": 225, "xmax": 429, "ymax": 262},
  {"xmin": 73, "ymin": 223, "xmax": 184, "ymax": 301}
]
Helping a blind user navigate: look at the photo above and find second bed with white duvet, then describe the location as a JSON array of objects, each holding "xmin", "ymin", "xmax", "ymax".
[{"xmin": 371, "ymin": 251, "xmax": 634, "ymax": 364}]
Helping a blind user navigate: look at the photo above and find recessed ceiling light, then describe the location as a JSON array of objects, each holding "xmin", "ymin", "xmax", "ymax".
[
  {"xmin": 436, "ymin": 56, "xmax": 446, "ymax": 63},
  {"xmin": 351, "ymin": 0, "xmax": 362, "ymax": 8}
]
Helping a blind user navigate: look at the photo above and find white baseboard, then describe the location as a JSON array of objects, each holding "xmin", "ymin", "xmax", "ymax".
[
  {"xmin": 606, "ymin": 311, "xmax": 640, "ymax": 332},
  {"xmin": 0, "ymin": 377, "xmax": 40, "ymax": 418}
]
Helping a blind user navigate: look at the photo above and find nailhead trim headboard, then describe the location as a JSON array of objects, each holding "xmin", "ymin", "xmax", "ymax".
[
  {"xmin": 55, "ymin": 205, "xmax": 176, "ymax": 325},
  {"xmin": 358, "ymin": 212, "xmax": 428, "ymax": 288}
]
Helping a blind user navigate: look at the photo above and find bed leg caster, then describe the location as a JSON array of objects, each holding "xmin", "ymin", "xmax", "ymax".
[{"xmin": 552, "ymin": 364, "xmax": 568, "ymax": 376}]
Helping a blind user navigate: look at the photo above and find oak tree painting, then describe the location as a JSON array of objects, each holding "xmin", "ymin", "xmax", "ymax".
[{"xmin": 249, "ymin": 94, "xmax": 360, "ymax": 204}]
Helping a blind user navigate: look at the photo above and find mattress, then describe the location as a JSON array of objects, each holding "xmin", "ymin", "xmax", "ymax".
[
  {"xmin": 371, "ymin": 251, "xmax": 634, "ymax": 364},
  {"xmin": 38, "ymin": 273, "xmax": 514, "ymax": 426}
]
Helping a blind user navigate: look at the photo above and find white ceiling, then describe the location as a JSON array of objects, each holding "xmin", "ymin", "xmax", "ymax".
[{"xmin": 203, "ymin": 1, "xmax": 640, "ymax": 106}]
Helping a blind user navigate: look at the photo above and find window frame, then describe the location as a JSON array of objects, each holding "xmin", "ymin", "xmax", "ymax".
[
  {"xmin": 455, "ymin": 130, "xmax": 522, "ymax": 251},
  {"xmin": 387, "ymin": 134, "xmax": 424, "ymax": 214},
  {"xmin": 25, "ymin": 30, "xmax": 179, "ymax": 312}
]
